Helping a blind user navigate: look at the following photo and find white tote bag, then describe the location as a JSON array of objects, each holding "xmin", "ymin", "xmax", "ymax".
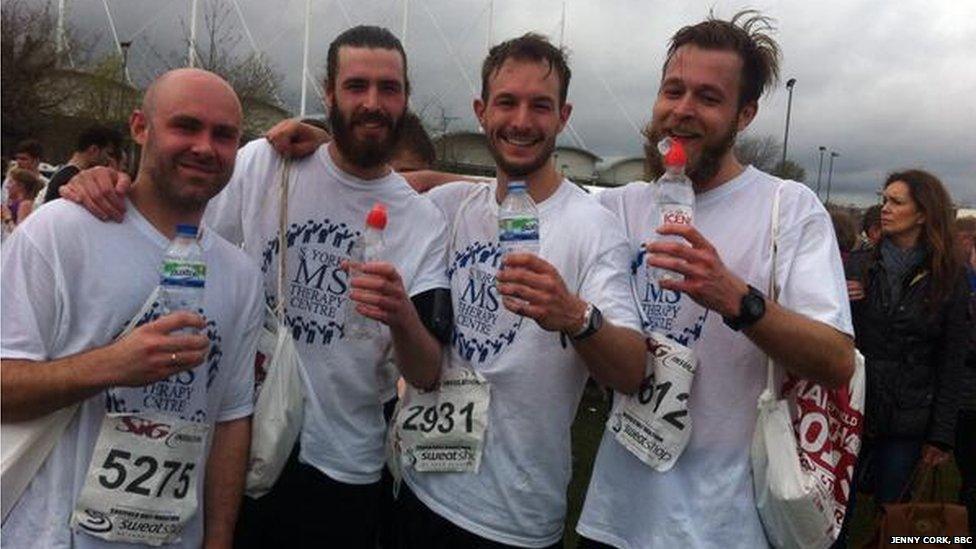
[
  {"xmin": 1, "ymin": 287, "xmax": 162, "ymax": 521},
  {"xmin": 244, "ymin": 160, "xmax": 306, "ymax": 498},
  {"xmin": 751, "ymin": 183, "xmax": 866, "ymax": 548}
]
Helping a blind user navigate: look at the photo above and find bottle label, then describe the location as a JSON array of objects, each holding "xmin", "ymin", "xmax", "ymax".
[
  {"xmin": 498, "ymin": 216, "xmax": 540, "ymax": 242},
  {"xmin": 161, "ymin": 260, "xmax": 206, "ymax": 288},
  {"xmin": 659, "ymin": 205, "xmax": 693, "ymax": 227}
]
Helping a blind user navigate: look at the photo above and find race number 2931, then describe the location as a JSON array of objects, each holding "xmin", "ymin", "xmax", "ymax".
[{"xmin": 397, "ymin": 365, "xmax": 490, "ymax": 473}]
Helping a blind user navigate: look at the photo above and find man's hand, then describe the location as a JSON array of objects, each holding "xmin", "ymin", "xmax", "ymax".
[
  {"xmin": 920, "ymin": 443, "xmax": 951, "ymax": 468},
  {"xmin": 646, "ymin": 224, "xmax": 748, "ymax": 317},
  {"xmin": 344, "ymin": 261, "xmax": 418, "ymax": 330},
  {"xmin": 846, "ymin": 280, "xmax": 865, "ymax": 301},
  {"xmin": 496, "ymin": 253, "xmax": 586, "ymax": 333},
  {"xmin": 108, "ymin": 312, "xmax": 210, "ymax": 387},
  {"xmin": 1, "ymin": 312, "xmax": 210, "ymax": 421},
  {"xmin": 59, "ymin": 166, "xmax": 131, "ymax": 222},
  {"xmin": 401, "ymin": 170, "xmax": 473, "ymax": 193},
  {"xmin": 265, "ymin": 118, "xmax": 330, "ymax": 159}
]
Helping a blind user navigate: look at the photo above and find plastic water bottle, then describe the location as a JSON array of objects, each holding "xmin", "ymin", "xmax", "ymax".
[
  {"xmin": 498, "ymin": 181, "xmax": 540, "ymax": 256},
  {"xmin": 345, "ymin": 203, "xmax": 388, "ymax": 340},
  {"xmin": 160, "ymin": 224, "xmax": 206, "ymax": 331},
  {"xmin": 653, "ymin": 138, "xmax": 695, "ymax": 281}
]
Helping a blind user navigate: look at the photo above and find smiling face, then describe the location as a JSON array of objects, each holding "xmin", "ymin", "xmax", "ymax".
[
  {"xmin": 646, "ymin": 45, "xmax": 756, "ymax": 188},
  {"xmin": 326, "ymin": 46, "xmax": 407, "ymax": 169},
  {"xmin": 881, "ymin": 180, "xmax": 925, "ymax": 243},
  {"xmin": 132, "ymin": 70, "xmax": 242, "ymax": 211},
  {"xmin": 474, "ymin": 58, "xmax": 571, "ymax": 179}
]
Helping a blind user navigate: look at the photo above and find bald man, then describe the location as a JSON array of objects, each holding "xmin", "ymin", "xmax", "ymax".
[{"xmin": 1, "ymin": 68, "xmax": 264, "ymax": 548}]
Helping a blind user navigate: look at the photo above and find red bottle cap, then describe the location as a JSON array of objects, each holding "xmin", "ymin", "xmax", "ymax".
[
  {"xmin": 664, "ymin": 139, "xmax": 687, "ymax": 167},
  {"xmin": 365, "ymin": 203, "xmax": 388, "ymax": 230}
]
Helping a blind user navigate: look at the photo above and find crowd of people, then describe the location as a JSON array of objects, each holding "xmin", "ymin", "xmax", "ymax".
[{"xmin": 1, "ymin": 8, "xmax": 973, "ymax": 549}]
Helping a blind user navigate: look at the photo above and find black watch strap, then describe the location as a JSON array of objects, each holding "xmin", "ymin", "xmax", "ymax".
[
  {"xmin": 571, "ymin": 303, "xmax": 603, "ymax": 341},
  {"xmin": 722, "ymin": 285, "xmax": 766, "ymax": 331}
]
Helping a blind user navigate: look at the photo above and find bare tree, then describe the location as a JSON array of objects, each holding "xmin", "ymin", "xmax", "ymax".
[
  {"xmin": 734, "ymin": 134, "xmax": 781, "ymax": 172},
  {"xmin": 734, "ymin": 134, "xmax": 807, "ymax": 181},
  {"xmin": 0, "ymin": 0, "xmax": 94, "ymax": 148},
  {"xmin": 167, "ymin": 0, "xmax": 281, "ymax": 105},
  {"xmin": 773, "ymin": 159, "xmax": 807, "ymax": 182}
]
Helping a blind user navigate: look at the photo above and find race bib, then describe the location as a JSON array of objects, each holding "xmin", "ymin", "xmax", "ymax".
[
  {"xmin": 395, "ymin": 361, "xmax": 490, "ymax": 473},
  {"xmin": 610, "ymin": 332, "xmax": 697, "ymax": 471},
  {"xmin": 71, "ymin": 412, "xmax": 210, "ymax": 546}
]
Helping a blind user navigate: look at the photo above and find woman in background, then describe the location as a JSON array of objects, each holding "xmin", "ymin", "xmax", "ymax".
[
  {"xmin": 1, "ymin": 167, "xmax": 43, "ymax": 232},
  {"xmin": 846, "ymin": 169, "xmax": 970, "ymax": 505}
]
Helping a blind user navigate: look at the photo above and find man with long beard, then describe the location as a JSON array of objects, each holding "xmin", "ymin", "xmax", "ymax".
[
  {"xmin": 60, "ymin": 26, "xmax": 451, "ymax": 547},
  {"xmin": 575, "ymin": 12, "xmax": 855, "ymax": 548}
]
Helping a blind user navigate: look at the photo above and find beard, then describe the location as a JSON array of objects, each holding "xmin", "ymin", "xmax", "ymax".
[
  {"xmin": 644, "ymin": 119, "xmax": 738, "ymax": 186},
  {"xmin": 144, "ymin": 142, "xmax": 230, "ymax": 212},
  {"xmin": 486, "ymin": 127, "xmax": 555, "ymax": 178},
  {"xmin": 329, "ymin": 102, "xmax": 403, "ymax": 170}
]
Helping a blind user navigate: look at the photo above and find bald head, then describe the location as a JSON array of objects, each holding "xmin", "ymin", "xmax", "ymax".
[
  {"xmin": 129, "ymin": 68, "xmax": 244, "ymax": 214},
  {"xmin": 142, "ymin": 68, "xmax": 242, "ymax": 120}
]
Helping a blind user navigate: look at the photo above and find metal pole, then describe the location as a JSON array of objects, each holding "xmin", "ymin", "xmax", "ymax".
[
  {"xmin": 120, "ymin": 41, "xmax": 132, "ymax": 82},
  {"xmin": 57, "ymin": 0, "xmax": 66, "ymax": 66},
  {"xmin": 402, "ymin": 0, "xmax": 409, "ymax": 49},
  {"xmin": 300, "ymin": 0, "xmax": 311, "ymax": 117},
  {"xmin": 781, "ymin": 78, "xmax": 796, "ymax": 170},
  {"xmin": 486, "ymin": 0, "xmax": 494, "ymax": 51},
  {"xmin": 188, "ymin": 0, "xmax": 198, "ymax": 67},
  {"xmin": 559, "ymin": 1, "xmax": 566, "ymax": 48},
  {"xmin": 815, "ymin": 145, "xmax": 826, "ymax": 198},
  {"xmin": 825, "ymin": 151, "xmax": 839, "ymax": 205}
]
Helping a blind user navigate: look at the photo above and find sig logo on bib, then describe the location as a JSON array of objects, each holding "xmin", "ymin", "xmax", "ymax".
[
  {"xmin": 610, "ymin": 332, "xmax": 697, "ymax": 472},
  {"xmin": 116, "ymin": 417, "xmax": 171, "ymax": 439},
  {"xmin": 71, "ymin": 413, "xmax": 210, "ymax": 545}
]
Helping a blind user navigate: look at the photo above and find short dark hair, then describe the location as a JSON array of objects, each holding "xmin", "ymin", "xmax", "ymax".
[
  {"xmin": 829, "ymin": 208, "xmax": 858, "ymax": 253},
  {"xmin": 7, "ymin": 167, "xmax": 43, "ymax": 197},
  {"xmin": 13, "ymin": 139, "xmax": 43, "ymax": 159},
  {"xmin": 861, "ymin": 204, "xmax": 882, "ymax": 233},
  {"xmin": 665, "ymin": 10, "xmax": 780, "ymax": 109},
  {"xmin": 392, "ymin": 112, "xmax": 435, "ymax": 168},
  {"xmin": 77, "ymin": 125, "xmax": 123, "ymax": 154},
  {"xmin": 481, "ymin": 33, "xmax": 571, "ymax": 105},
  {"xmin": 326, "ymin": 26, "xmax": 410, "ymax": 95}
]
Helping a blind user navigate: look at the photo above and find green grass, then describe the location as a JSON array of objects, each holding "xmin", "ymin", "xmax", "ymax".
[{"xmin": 563, "ymin": 383, "xmax": 964, "ymax": 548}]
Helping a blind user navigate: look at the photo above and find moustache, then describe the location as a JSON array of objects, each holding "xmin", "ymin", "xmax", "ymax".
[{"xmin": 350, "ymin": 111, "xmax": 394, "ymax": 129}]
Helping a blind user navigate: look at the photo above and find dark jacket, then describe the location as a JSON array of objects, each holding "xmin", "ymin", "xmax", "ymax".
[
  {"xmin": 846, "ymin": 248, "xmax": 971, "ymax": 447},
  {"xmin": 963, "ymin": 266, "xmax": 976, "ymax": 411}
]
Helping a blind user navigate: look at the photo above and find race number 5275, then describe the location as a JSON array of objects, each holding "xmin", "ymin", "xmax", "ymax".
[{"xmin": 97, "ymin": 449, "xmax": 196, "ymax": 499}]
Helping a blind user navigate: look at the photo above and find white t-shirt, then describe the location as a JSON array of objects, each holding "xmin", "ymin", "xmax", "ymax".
[
  {"xmin": 403, "ymin": 179, "xmax": 643, "ymax": 547},
  {"xmin": 1, "ymin": 199, "xmax": 263, "ymax": 549},
  {"xmin": 205, "ymin": 140, "xmax": 449, "ymax": 484},
  {"xmin": 576, "ymin": 167, "xmax": 853, "ymax": 548}
]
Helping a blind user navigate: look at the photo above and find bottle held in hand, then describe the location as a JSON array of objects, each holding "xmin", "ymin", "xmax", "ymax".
[
  {"xmin": 653, "ymin": 138, "xmax": 695, "ymax": 282},
  {"xmin": 160, "ymin": 224, "xmax": 206, "ymax": 333},
  {"xmin": 345, "ymin": 203, "xmax": 387, "ymax": 340},
  {"xmin": 498, "ymin": 181, "xmax": 540, "ymax": 257}
]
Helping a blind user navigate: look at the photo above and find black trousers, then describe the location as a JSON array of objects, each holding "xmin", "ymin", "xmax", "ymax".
[
  {"xmin": 956, "ymin": 409, "xmax": 976, "ymax": 535},
  {"xmin": 392, "ymin": 482, "xmax": 563, "ymax": 549},
  {"xmin": 234, "ymin": 445, "xmax": 382, "ymax": 548},
  {"xmin": 576, "ymin": 537, "xmax": 615, "ymax": 549}
]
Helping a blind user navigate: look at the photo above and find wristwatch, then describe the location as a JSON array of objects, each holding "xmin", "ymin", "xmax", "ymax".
[
  {"xmin": 722, "ymin": 285, "xmax": 766, "ymax": 331},
  {"xmin": 570, "ymin": 302, "xmax": 604, "ymax": 341}
]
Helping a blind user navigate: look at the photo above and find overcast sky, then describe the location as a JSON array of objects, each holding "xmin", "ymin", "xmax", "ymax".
[{"xmin": 55, "ymin": 0, "xmax": 975, "ymax": 206}]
